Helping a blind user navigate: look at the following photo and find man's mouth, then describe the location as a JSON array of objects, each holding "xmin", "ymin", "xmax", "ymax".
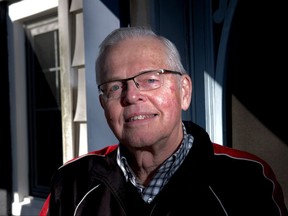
[{"xmin": 127, "ymin": 114, "xmax": 157, "ymax": 122}]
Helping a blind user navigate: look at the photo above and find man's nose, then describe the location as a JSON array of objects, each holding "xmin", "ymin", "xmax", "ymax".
[{"xmin": 121, "ymin": 79, "xmax": 143, "ymax": 104}]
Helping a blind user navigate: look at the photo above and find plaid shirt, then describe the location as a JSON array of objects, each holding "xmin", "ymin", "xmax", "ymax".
[{"xmin": 117, "ymin": 123, "xmax": 194, "ymax": 203}]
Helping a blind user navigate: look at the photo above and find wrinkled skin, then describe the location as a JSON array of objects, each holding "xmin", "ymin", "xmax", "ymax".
[{"xmin": 99, "ymin": 37, "xmax": 192, "ymax": 184}]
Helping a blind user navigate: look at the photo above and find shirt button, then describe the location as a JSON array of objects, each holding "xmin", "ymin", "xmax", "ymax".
[{"xmin": 147, "ymin": 197, "xmax": 153, "ymax": 203}]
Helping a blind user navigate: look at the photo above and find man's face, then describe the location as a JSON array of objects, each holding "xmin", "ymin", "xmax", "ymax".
[{"xmin": 99, "ymin": 37, "xmax": 192, "ymax": 150}]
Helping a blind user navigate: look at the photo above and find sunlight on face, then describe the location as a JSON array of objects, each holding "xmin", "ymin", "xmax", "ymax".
[{"xmin": 100, "ymin": 37, "xmax": 191, "ymax": 149}]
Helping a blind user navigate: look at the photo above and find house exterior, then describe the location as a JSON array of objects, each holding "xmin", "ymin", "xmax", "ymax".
[{"xmin": 1, "ymin": 0, "xmax": 287, "ymax": 215}]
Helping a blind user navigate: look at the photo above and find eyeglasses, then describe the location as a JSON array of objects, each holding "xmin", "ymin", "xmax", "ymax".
[{"xmin": 98, "ymin": 69, "xmax": 182, "ymax": 100}]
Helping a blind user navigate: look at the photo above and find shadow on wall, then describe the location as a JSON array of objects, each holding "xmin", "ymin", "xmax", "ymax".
[{"xmin": 229, "ymin": 0, "xmax": 288, "ymax": 145}]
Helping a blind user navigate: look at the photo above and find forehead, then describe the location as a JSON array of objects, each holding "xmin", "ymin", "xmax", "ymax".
[{"xmin": 104, "ymin": 37, "xmax": 168, "ymax": 72}]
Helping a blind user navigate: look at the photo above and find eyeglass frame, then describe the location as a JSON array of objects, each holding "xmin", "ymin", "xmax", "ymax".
[{"xmin": 98, "ymin": 69, "xmax": 183, "ymax": 99}]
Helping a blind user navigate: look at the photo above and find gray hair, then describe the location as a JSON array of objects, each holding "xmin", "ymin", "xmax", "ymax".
[{"xmin": 95, "ymin": 26, "xmax": 186, "ymax": 85}]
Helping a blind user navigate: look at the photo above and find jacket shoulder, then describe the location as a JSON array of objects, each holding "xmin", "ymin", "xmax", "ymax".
[
  {"xmin": 212, "ymin": 143, "xmax": 276, "ymax": 179},
  {"xmin": 59, "ymin": 144, "xmax": 118, "ymax": 169}
]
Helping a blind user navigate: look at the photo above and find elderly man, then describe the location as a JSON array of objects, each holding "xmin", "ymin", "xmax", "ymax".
[{"xmin": 40, "ymin": 26, "xmax": 287, "ymax": 216}]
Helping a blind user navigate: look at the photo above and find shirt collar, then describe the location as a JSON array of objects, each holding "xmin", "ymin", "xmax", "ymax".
[{"xmin": 117, "ymin": 122, "xmax": 194, "ymax": 183}]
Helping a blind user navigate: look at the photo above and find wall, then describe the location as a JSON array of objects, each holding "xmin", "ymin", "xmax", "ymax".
[{"xmin": 83, "ymin": 0, "xmax": 119, "ymax": 151}]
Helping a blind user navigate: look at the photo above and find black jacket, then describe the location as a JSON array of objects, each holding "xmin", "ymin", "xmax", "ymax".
[{"xmin": 45, "ymin": 122, "xmax": 288, "ymax": 216}]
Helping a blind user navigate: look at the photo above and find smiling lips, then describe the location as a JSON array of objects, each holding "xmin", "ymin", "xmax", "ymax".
[{"xmin": 127, "ymin": 114, "xmax": 157, "ymax": 122}]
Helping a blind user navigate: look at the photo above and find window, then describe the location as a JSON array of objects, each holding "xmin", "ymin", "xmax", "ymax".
[{"xmin": 25, "ymin": 16, "xmax": 63, "ymax": 198}]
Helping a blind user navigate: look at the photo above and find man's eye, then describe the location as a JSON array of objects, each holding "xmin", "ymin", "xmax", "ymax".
[
  {"xmin": 110, "ymin": 84, "xmax": 121, "ymax": 92},
  {"xmin": 146, "ymin": 78, "xmax": 158, "ymax": 83}
]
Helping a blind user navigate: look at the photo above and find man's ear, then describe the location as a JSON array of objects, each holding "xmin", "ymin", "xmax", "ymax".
[
  {"xmin": 181, "ymin": 75, "xmax": 192, "ymax": 111},
  {"xmin": 99, "ymin": 95, "xmax": 105, "ymax": 109}
]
